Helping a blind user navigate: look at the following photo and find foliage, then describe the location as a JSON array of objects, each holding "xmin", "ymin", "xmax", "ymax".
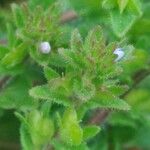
[{"xmin": 0, "ymin": 0, "xmax": 150, "ymax": 150}]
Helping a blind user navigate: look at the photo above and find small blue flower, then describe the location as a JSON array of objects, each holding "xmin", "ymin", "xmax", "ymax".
[
  {"xmin": 113, "ymin": 48, "xmax": 124, "ymax": 62},
  {"xmin": 39, "ymin": 41, "xmax": 51, "ymax": 54}
]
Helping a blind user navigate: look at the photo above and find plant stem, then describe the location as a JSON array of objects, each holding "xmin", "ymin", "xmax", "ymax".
[
  {"xmin": 0, "ymin": 76, "xmax": 10, "ymax": 91},
  {"xmin": 60, "ymin": 10, "xmax": 78, "ymax": 24}
]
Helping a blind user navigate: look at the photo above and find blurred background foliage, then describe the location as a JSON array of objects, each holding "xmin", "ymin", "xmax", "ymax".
[{"xmin": 0, "ymin": 0, "xmax": 150, "ymax": 150}]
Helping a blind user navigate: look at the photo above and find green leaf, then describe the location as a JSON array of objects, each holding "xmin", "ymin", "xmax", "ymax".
[
  {"xmin": 71, "ymin": 29, "xmax": 83, "ymax": 52},
  {"xmin": 11, "ymin": 3, "xmax": 25, "ymax": 27},
  {"xmin": 71, "ymin": 143, "xmax": 90, "ymax": 150},
  {"xmin": 0, "ymin": 63, "xmax": 25, "ymax": 76},
  {"xmin": 29, "ymin": 84, "xmax": 71, "ymax": 106},
  {"xmin": 1, "ymin": 43, "xmax": 27, "ymax": 68},
  {"xmin": 61, "ymin": 108, "xmax": 83, "ymax": 146},
  {"xmin": 44, "ymin": 66, "xmax": 59, "ymax": 81},
  {"xmin": 83, "ymin": 125, "xmax": 101, "ymax": 140},
  {"xmin": 48, "ymin": 53, "xmax": 67, "ymax": 67},
  {"xmin": 85, "ymin": 26, "xmax": 104, "ymax": 52},
  {"xmin": 107, "ymin": 112, "xmax": 138, "ymax": 128},
  {"xmin": 110, "ymin": 9, "xmax": 137, "ymax": 37},
  {"xmin": 117, "ymin": 0, "xmax": 129, "ymax": 13},
  {"xmin": 72, "ymin": 77, "xmax": 96, "ymax": 102},
  {"xmin": 27, "ymin": 110, "xmax": 55, "ymax": 146},
  {"xmin": 128, "ymin": 0, "xmax": 142, "ymax": 16},
  {"xmin": 7, "ymin": 23, "xmax": 15, "ymax": 47},
  {"xmin": 41, "ymin": 101, "xmax": 52, "ymax": 117},
  {"xmin": 56, "ymin": 112, "xmax": 62, "ymax": 128},
  {"xmin": 29, "ymin": 0, "xmax": 55, "ymax": 9},
  {"xmin": 0, "ymin": 45, "xmax": 9, "ymax": 59},
  {"xmin": 135, "ymin": 121, "xmax": 150, "ymax": 148},
  {"xmin": 126, "ymin": 89, "xmax": 150, "ymax": 112},
  {"xmin": 86, "ymin": 98, "xmax": 130, "ymax": 111},
  {"xmin": 102, "ymin": 0, "xmax": 117, "ymax": 9},
  {"xmin": 77, "ymin": 104, "xmax": 90, "ymax": 121},
  {"xmin": 58, "ymin": 48, "xmax": 86, "ymax": 70},
  {"xmin": 15, "ymin": 112, "xmax": 29, "ymax": 128},
  {"xmin": 0, "ymin": 77, "xmax": 36, "ymax": 110},
  {"xmin": 51, "ymin": 139, "xmax": 89, "ymax": 150},
  {"xmin": 29, "ymin": 46, "xmax": 51, "ymax": 66},
  {"xmin": 90, "ymin": 130, "xmax": 108, "ymax": 150},
  {"xmin": 20, "ymin": 124, "xmax": 33, "ymax": 150},
  {"xmin": 103, "ymin": 0, "xmax": 142, "ymax": 37}
]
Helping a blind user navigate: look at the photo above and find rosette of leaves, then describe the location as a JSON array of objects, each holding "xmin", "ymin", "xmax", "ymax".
[
  {"xmin": 0, "ymin": 2, "xmax": 61, "ymax": 75},
  {"xmin": 0, "ymin": 2, "xmax": 62, "ymax": 110},
  {"xmin": 29, "ymin": 27, "xmax": 131, "ymax": 148},
  {"xmin": 30, "ymin": 26, "xmax": 130, "ymax": 113}
]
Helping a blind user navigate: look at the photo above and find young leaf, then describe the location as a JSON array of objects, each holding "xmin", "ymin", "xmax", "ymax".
[
  {"xmin": 44, "ymin": 66, "xmax": 59, "ymax": 81},
  {"xmin": 29, "ymin": 84, "xmax": 71, "ymax": 106},
  {"xmin": 71, "ymin": 29, "xmax": 83, "ymax": 52},
  {"xmin": 11, "ymin": 3, "xmax": 25, "ymax": 27},
  {"xmin": 83, "ymin": 125, "xmax": 101, "ymax": 140},
  {"xmin": 60, "ymin": 108, "xmax": 83, "ymax": 146},
  {"xmin": 84, "ymin": 25, "xmax": 104, "ymax": 52},
  {"xmin": 27, "ymin": 110, "xmax": 55, "ymax": 146},
  {"xmin": 41, "ymin": 101, "xmax": 51, "ymax": 117},
  {"xmin": 72, "ymin": 77, "xmax": 96, "ymax": 102}
]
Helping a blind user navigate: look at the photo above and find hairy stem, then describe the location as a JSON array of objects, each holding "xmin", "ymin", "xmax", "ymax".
[{"xmin": 60, "ymin": 10, "xmax": 78, "ymax": 24}]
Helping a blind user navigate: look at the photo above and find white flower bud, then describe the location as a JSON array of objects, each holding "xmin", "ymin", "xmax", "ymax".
[
  {"xmin": 39, "ymin": 42, "xmax": 51, "ymax": 54},
  {"xmin": 113, "ymin": 48, "xmax": 124, "ymax": 62}
]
